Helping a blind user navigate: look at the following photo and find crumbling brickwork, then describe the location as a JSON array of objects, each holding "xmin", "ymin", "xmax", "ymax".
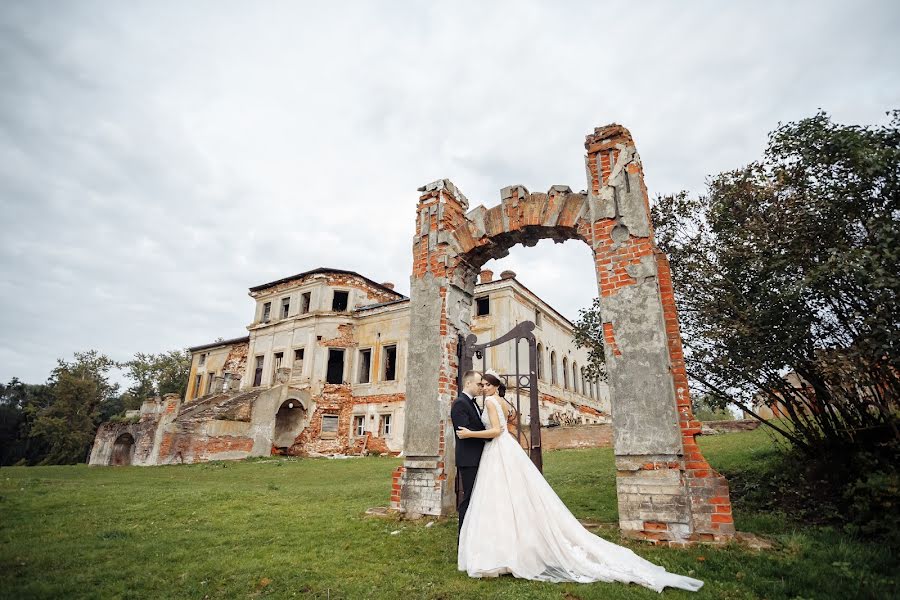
[
  {"xmin": 223, "ymin": 341, "xmax": 249, "ymax": 377},
  {"xmin": 397, "ymin": 123, "xmax": 734, "ymax": 544}
]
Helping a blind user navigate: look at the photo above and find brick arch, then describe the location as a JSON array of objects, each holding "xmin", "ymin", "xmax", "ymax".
[{"xmin": 393, "ymin": 124, "xmax": 734, "ymax": 545}]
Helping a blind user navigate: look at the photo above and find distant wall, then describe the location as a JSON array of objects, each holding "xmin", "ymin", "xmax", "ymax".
[{"xmin": 542, "ymin": 423, "xmax": 613, "ymax": 450}]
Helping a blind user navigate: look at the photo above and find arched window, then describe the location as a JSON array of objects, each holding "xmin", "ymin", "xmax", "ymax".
[
  {"xmin": 536, "ymin": 343, "xmax": 544, "ymax": 380},
  {"xmin": 581, "ymin": 368, "xmax": 586, "ymax": 397},
  {"xmin": 572, "ymin": 362, "xmax": 579, "ymax": 393},
  {"xmin": 562, "ymin": 357, "xmax": 569, "ymax": 389},
  {"xmin": 550, "ymin": 351, "xmax": 557, "ymax": 385},
  {"xmin": 572, "ymin": 362, "xmax": 578, "ymax": 392}
]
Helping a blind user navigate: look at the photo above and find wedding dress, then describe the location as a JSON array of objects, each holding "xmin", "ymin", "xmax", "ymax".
[{"xmin": 458, "ymin": 395, "xmax": 704, "ymax": 593}]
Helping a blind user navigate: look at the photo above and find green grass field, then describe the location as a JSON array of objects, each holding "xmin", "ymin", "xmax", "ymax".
[{"xmin": 1, "ymin": 428, "xmax": 896, "ymax": 599}]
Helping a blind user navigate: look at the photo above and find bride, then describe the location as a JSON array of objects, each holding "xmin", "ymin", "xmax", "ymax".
[{"xmin": 455, "ymin": 369, "xmax": 704, "ymax": 593}]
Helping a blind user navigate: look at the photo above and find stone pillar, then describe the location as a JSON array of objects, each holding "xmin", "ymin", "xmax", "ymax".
[
  {"xmin": 585, "ymin": 124, "xmax": 734, "ymax": 543},
  {"xmin": 393, "ymin": 179, "xmax": 475, "ymax": 516}
]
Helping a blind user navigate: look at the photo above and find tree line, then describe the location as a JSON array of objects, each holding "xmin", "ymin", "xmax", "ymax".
[{"xmin": 0, "ymin": 349, "xmax": 190, "ymax": 466}]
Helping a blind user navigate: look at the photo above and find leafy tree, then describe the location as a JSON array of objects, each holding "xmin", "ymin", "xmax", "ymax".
[
  {"xmin": 572, "ymin": 297, "xmax": 607, "ymax": 383},
  {"xmin": 1, "ymin": 378, "xmax": 53, "ymax": 465},
  {"xmin": 28, "ymin": 350, "xmax": 120, "ymax": 465},
  {"xmin": 119, "ymin": 349, "xmax": 190, "ymax": 410},
  {"xmin": 648, "ymin": 111, "xmax": 899, "ymax": 457}
]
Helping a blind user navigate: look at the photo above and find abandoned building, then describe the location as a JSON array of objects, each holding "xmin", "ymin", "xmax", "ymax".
[{"xmin": 89, "ymin": 267, "xmax": 609, "ymax": 467}]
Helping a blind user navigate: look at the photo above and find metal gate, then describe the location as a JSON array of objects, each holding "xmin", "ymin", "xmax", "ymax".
[{"xmin": 458, "ymin": 321, "xmax": 542, "ymax": 472}]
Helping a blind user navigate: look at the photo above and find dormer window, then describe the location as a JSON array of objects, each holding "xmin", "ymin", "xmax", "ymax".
[
  {"xmin": 262, "ymin": 302, "xmax": 272, "ymax": 323},
  {"xmin": 332, "ymin": 290, "xmax": 349, "ymax": 311}
]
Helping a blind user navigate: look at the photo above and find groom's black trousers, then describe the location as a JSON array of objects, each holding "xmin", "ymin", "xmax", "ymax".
[{"xmin": 457, "ymin": 466, "xmax": 479, "ymax": 535}]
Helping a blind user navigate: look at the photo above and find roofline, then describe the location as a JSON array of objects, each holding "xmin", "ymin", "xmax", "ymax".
[
  {"xmin": 188, "ymin": 335, "xmax": 250, "ymax": 353},
  {"xmin": 248, "ymin": 267, "xmax": 407, "ymax": 299}
]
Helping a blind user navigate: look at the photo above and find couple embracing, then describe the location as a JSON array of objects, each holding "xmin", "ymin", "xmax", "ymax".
[{"xmin": 450, "ymin": 369, "xmax": 704, "ymax": 593}]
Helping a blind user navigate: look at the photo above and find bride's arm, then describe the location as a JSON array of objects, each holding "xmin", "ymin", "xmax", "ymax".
[{"xmin": 457, "ymin": 401, "xmax": 502, "ymax": 439}]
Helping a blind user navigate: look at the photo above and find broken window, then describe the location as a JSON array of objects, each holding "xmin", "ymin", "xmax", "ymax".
[
  {"xmin": 300, "ymin": 292, "xmax": 311, "ymax": 314},
  {"xmin": 475, "ymin": 296, "xmax": 490, "ymax": 316},
  {"xmin": 194, "ymin": 374, "xmax": 203, "ymax": 397},
  {"xmin": 293, "ymin": 348, "xmax": 304, "ymax": 375},
  {"xmin": 326, "ymin": 348, "xmax": 345, "ymax": 384},
  {"xmin": 563, "ymin": 357, "xmax": 569, "ymax": 389},
  {"xmin": 206, "ymin": 373, "xmax": 215, "ymax": 394},
  {"xmin": 198, "ymin": 353, "xmax": 207, "ymax": 367},
  {"xmin": 380, "ymin": 414, "xmax": 392, "ymax": 436},
  {"xmin": 274, "ymin": 352, "xmax": 283, "ymax": 371},
  {"xmin": 535, "ymin": 309, "xmax": 542, "ymax": 327},
  {"xmin": 281, "ymin": 297, "xmax": 290, "ymax": 319},
  {"xmin": 332, "ymin": 290, "xmax": 349, "ymax": 311},
  {"xmin": 262, "ymin": 302, "xmax": 272, "ymax": 323},
  {"xmin": 354, "ymin": 415, "xmax": 365, "ymax": 436},
  {"xmin": 382, "ymin": 345, "xmax": 397, "ymax": 381},
  {"xmin": 358, "ymin": 348, "xmax": 372, "ymax": 384},
  {"xmin": 321, "ymin": 414, "xmax": 339, "ymax": 433},
  {"xmin": 253, "ymin": 355, "xmax": 264, "ymax": 386},
  {"xmin": 550, "ymin": 351, "xmax": 557, "ymax": 385}
]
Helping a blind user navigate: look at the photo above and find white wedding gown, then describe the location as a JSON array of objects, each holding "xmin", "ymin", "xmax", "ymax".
[{"xmin": 458, "ymin": 396, "xmax": 704, "ymax": 593}]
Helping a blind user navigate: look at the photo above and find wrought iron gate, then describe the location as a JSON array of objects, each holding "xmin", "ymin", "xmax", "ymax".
[{"xmin": 458, "ymin": 321, "xmax": 542, "ymax": 472}]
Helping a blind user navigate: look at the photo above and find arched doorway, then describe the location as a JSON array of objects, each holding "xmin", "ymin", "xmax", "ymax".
[
  {"xmin": 272, "ymin": 398, "xmax": 307, "ymax": 451},
  {"xmin": 392, "ymin": 123, "xmax": 734, "ymax": 545},
  {"xmin": 110, "ymin": 433, "xmax": 135, "ymax": 466}
]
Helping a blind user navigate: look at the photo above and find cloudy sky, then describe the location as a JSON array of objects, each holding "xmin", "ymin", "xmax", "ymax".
[{"xmin": 1, "ymin": 1, "xmax": 898, "ymax": 386}]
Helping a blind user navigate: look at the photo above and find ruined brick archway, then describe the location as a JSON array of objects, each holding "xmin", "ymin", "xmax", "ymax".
[{"xmin": 392, "ymin": 124, "xmax": 735, "ymax": 545}]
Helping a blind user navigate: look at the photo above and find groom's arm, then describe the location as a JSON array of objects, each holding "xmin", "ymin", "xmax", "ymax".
[
  {"xmin": 456, "ymin": 401, "xmax": 502, "ymax": 439},
  {"xmin": 450, "ymin": 400, "xmax": 484, "ymax": 433}
]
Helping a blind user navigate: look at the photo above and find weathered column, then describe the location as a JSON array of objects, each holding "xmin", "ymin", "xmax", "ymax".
[
  {"xmin": 585, "ymin": 125, "xmax": 734, "ymax": 543},
  {"xmin": 391, "ymin": 179, "xmax": 476, "ymax": 516}
]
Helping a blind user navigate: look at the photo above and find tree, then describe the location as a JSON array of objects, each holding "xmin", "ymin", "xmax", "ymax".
[
  {"xmin": 648, "ymin": 110, "xmax": 899, "ymax": 457},
  {"xmin": 1, "ymin": 378, "xmax": 55, "ymax": 465},
  {"xmin": 28, "ymin": 350, "xmax": 120, "ymax": 464},
  {"xmin": 119, "ymin": 349, "xmax": 191, "ymax": 410},
  {"xmin": 572, "ymin": 297, "xmax": 607, "ymax": 383}
]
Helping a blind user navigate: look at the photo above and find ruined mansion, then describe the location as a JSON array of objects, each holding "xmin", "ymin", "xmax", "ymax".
[{"xmin": 89, "ymin": 267, "xmax": 609, "ymax": 466}]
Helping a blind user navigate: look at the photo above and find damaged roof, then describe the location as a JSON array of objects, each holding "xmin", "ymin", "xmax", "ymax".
[
  {"xmin": 248, "ymin": 267, "xmax": 407, "ymax": 298},
  {"xmin": 187, "ymin": 335, "xmax": 250, "ymax": 353}
]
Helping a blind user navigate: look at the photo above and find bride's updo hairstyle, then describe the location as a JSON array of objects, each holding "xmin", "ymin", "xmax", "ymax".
[{"xmin": 482, "ymin": 371, "xmax": 506, "ymax": 398}]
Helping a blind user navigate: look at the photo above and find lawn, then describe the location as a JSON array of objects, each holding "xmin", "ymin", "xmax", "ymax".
[{"xmin": 1, "ymin": 428, "xmax": 896, "ymax": 599}]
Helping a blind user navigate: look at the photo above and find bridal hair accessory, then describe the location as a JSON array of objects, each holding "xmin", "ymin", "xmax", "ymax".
[{"xmin": 484, "ymin": 369, "xmax": 501, "ymax": 379}]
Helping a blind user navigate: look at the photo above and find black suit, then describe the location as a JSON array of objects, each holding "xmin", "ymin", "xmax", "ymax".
[{"xmin": 450, "ymin": 392, "xmax": 486, "ymax": 533}]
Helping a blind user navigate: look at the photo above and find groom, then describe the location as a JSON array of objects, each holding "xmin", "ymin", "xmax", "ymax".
[{"xmin": 451, "ymin": 370, "xmax": 487, "ymax": 535}]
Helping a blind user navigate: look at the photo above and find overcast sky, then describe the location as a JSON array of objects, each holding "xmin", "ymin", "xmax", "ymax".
[{"xmin": 1, "ymin": 1, "xmax": 898, "ymax": 386}]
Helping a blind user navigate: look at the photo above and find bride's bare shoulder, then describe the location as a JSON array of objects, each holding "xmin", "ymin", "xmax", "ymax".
[{"xmin": 491, "ymin": 396, "xmax": 508, "ymax": 417}]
